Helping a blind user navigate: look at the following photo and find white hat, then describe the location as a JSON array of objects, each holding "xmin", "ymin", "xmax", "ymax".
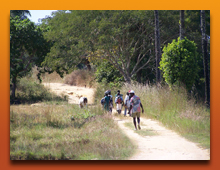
[{"xmin": 129, "ymin": 90, "xmax": 135, "ymax": 94}]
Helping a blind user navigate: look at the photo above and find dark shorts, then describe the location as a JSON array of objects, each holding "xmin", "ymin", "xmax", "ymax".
[{"xmin": 132, "ymin": 112, "xmax": 140, "ymax": 118}]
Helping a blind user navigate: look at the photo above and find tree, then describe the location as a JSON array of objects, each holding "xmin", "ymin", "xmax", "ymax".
[
  {"xmin": 159, "ymin": 38, "xmax": 199, "ymax": 91},
  {"xmin": 10, "ymin": 10, "xmax": 31, "ymax": 19},
  {"xmin": 94, "ymin": 59, "xmax": 124, "ymax": 85},
  {"xmin": 42, "ymin": 10, "xmax": 155, "ymax": 84},
  {"xmin": 181, "ymin": 10, "xmax": 210, "ymax": 99},
  {"xmin": 154, "ymin": 10, "xmax": 162, "ymax": 83},
  {"xmin": 10, "ymin": 16, "xmax": 50, "ymax": 99},
  {"xmin": 41, "ymin": 10, "xmax": 88, "ymax": 75},
  {"xmin": 180, "ymin": 10, "xmax": 185, "ymax": 40},
  {"xmin": 201, "ymin": 10, "xmax": 210, "ymax": 106}
]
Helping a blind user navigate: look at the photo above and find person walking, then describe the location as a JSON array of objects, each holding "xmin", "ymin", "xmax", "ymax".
[
  {"xmin": 100, "ymin": 95, "xmax": 105, "ymax": 108},
  {"xmin": 124, "ymin": 92, "xmax": 130, "ymax": 117},
  {"xmin": 104, "ymin": 92, "xmax": 110, "ymax": 112},
  {"xmin": 128, "ymin": 90, "xmax": 144, "ymax": 130},
  {"xmin": 115, "ymin": 90, "xmax": 123, "ymax": 98},
  {"xmin": 108, "ymin": 90, "xmax": 114, "ymax": 113},
  {"xmin": 115, "ymin": 91, "xmax": 124, "ymax": 114}
]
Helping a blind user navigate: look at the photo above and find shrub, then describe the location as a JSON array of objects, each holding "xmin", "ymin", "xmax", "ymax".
[
  {"xmin": 159, "ymin": 37, "xmax": 199, "ymax": 91},
  {"xmin": 64, "ymin": 70, "xmax": 95, "ymax": 87},
  {"xmin": 11, "ymin": 77, "xmax": 67, "ymax": 104}
]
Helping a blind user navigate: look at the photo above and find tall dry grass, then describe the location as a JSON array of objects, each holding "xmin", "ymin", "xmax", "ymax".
[
  {"xmin": 10, "ymin": 67, "xmax": 135, "ymax": 160},
  {"xmin": 10, "ymin": 104, "xmax": 135, "ymax": 160},
  {"xmin": 64, "ymin": 70, "xmax": 96, "ymax": 88}
]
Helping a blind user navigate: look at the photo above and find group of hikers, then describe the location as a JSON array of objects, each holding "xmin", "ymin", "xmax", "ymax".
[
  {"xmin": 78, "ymin": 89, "xmax": 144, "ymax": 130},
  {"xmin": 101, "ymin": 89, "xmax": 144, "ymax": 130}
]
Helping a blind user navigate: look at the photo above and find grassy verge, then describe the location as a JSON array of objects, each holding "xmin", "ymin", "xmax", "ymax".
[{"xmin": 10, "ymin": 104, "xmax": 135, "ymax": 160}]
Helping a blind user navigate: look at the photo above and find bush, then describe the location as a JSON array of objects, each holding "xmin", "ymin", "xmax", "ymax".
[
  {"xmin": 159, "ymin": 37, "xmax": 199, "ymax": 91},
  {"xmin": 11, "ymin": 77, "xmax": 67, "ymax": 104},
  {"xmin": 64, "ymin": 70, "xmax": 95, "ymax": 87}
]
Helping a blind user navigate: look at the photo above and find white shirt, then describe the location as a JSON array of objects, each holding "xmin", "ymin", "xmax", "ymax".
[
  {"xmin": 79, "ymin": 97, "xmax": 87, "ymax": 106},
  {"xmin": 124, "ymin": 95, "xmax": 130, "ymax": 108}
]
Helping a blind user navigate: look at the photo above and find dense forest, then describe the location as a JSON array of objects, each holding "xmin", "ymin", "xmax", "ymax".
[{"xmin": 10, "ymin": 10, "xmax": 210, "ymax": 106}]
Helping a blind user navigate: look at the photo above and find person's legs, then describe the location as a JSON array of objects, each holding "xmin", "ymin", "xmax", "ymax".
[
  {"xmin": 117, "ymin": 104, "xmax": 122, "ymax": 114},
  {"xmin": 109, "ymin": 103, "xmax": 112, "ymax": 113},
  {"xmin": 137, "ymin": 117, "xmax": 141, "ymax": 130},
  {"xmin": 109, "ymin": 107, "xmax": 112, "ymax": 113},
  {"xmin": 124, "ymin": 108, "xmax": 127, "ymax": 116},
  {"xmin": 133, "ymin": 117, "xmax": 137, "ymax": 130}
]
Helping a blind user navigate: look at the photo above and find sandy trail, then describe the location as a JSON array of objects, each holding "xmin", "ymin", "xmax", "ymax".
[
  {"xmin": 44, "ymin": 82, "xmax": 210, "ymax": 160},
  {"xmin": 113, "ymin": 114, "xmax": 210, "ymax": 160},
  {"xmin": 43, "ymin": 83, "xmax": 95, "ymax": 105}
]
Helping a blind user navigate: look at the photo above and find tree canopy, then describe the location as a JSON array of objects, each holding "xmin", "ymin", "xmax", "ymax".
[
  {"xmin": 42, "ymin": 10, "xmax": 157, "ymax": 83},
  {"xmin": 10, "ymin": 16, "xmax": 51, "ymax": 98},
  {"xmin": 10, "ymin": 10, "xmax": 210, "ymax": 101}
]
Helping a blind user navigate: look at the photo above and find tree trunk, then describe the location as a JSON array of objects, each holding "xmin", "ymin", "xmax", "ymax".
[
  {"xmin": 136, "ymin": 70, "xmax": 142, "ymax": 83},
  {"xmin": 11, "ymin": 76, "xmax": 17, "ymax": 99},
  {"xmin": 123, "ymin": 73, "xmax": 131, "ymax": 84},
  {"xmin": 154, "ymin": 10, "xmax": 162, "ymax": 84},
  {"xmin": 180, "ymin": 10, "xmax": 185, "ymax": 40},
  {"xmin": 201, "ymin": 10, "xmax": 210, "ymax": 107}
]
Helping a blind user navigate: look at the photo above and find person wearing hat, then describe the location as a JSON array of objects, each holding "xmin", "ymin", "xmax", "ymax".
[{"xmin": 128, "ymin": 90, "xmax": 144, "ymax": 130}]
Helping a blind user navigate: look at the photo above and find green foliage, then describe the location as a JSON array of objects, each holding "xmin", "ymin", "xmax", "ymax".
[
  {"xmin": 41, "ymin": 10, "xmax": 89, "ymax": 75},
  {"xmin": 10, "ymin": 16, "xmax": 51, "ymax": 98},
  {"xmin": 41, "ymin": 10, "xmax": 155, "ymax": 83},
  {"xmin": 159, "ymin": 37, "xmax": 199, "ymax": 90},
  {"xmin": 10, "ymin": 16, "xmax": 50, "ymax": 79},
  {"xmin": 95, "ymin": 59, "xmax": 124, "ymax": 84},
  {"xmin": 10, "ymin": 10, "xmax": 31, "ymax": 18}
]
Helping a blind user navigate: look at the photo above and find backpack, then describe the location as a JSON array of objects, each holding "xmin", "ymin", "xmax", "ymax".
[
  {"xmin": 101, "ymin": 98, "xmax": 105, "ymax": 105},
  {"xmin": 116, "ymin": 96, "xmax": 122, "ymax": 104},
  {"xmin": 109, "ymin": 95, "xmax": 113, "ymax": 103}
]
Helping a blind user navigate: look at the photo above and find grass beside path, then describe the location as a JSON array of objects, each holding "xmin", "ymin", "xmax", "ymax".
[{"xmin": 10, "ymin": 104, "xmax": 135, "ymax": 160}]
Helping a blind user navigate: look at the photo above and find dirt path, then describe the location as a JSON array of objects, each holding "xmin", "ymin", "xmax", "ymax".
[
  {"xmin": 113, "ymin": 115, "xmax": 210, "ymax": 160},
  {"xmin": 43, "ymin": 83, "xmax": 95, "ymax": 105},
  {"xmin": 44, "ymin": 83, "xmax": 210, "ymax": 160}
]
